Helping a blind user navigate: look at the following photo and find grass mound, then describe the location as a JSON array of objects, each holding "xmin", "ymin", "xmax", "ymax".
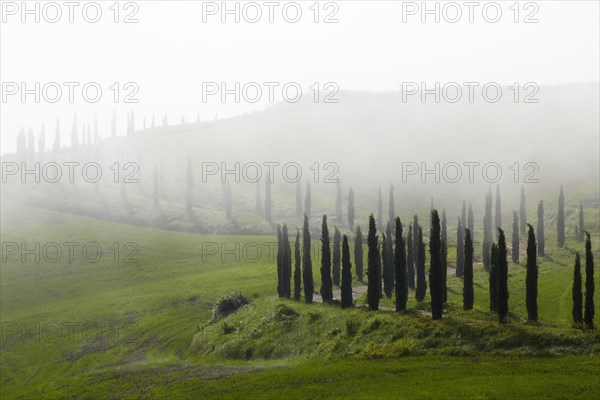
[{"xmin": 192, "ymin": 297, "xmax": 600, "ymax": 360}]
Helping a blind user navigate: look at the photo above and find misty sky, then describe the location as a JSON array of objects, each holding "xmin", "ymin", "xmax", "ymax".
[{"xmin": 1, "ymin": 0, "xmax": 599, "ymax": 154}]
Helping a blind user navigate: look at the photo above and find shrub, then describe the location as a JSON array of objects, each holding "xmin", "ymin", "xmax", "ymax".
[{"xmin": 210, "ymin": 292, "xmax": 250, "ymax": 323}]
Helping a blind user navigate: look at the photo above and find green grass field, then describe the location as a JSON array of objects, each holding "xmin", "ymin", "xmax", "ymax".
[{"xmin": 1, "ymin": 188, "xmax": 599, "ymax": 399}]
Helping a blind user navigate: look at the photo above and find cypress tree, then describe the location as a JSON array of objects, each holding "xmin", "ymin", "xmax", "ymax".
[
  {"xmin": 302, "ymin": 215, "xmax": 314, "ymax": 303},
  {"xmin": 483, "ymin": 189, "xmax": 493, "ymax": 271},
  {"xmin": 319, "ymin": 215, "xmax": 333, "ymax": 302},
  {"xmin": 573, "ymin": 252, "xmax": 583, "ymax": 324},
  {"xmin": 377, "ymin": 186, "xmax": 383, "ymax": 229},
  {"xmin": 333, "ymin": 226, "xmax": 341, "ymax": 286},
  {"xmin": 335, "ymin": 181, "xmax": 343, "ymax": 222},
  {"xmin": 584, "ymin": 232, "xmax": 595, "ymax": 329},
  {"xmin": 572, "ymin": 253, "xmax": 583, "ymax": 324},
  {"xmin": 265, "ymin": 172, "xmax": 272, "ymax": 223},
  {"xmin": 520, "ymin": 186, "xmax": 527, "ymax": 235},
  {"xmin": 441, "ymin": 210, "xmax": 448, "ymax": 303},
  {"xmin": 467, "ymin": 203, "xmax": 474, "ymax": 240},
  {"xmin": 388, "ymin": 185, "xmax": 395, "ymax": 224},
  {"xmin": 497, "ymin": 228, "xmax": 509, "ymax": 324},
  {"xmin": 463, "ymin": 228, "xmax": 474, "ymax": 310},
  {"xmin": 456, "ymin": 218, "xmax": 464, "ymax": 277},
  {"xmin": 382, "ymin": 233, "xmax": 390, "ymax": 297},
  {"xmin": 537, "ymin": 201, "xmax": 545, "ymax": 256},
  {"xmin": 305, "ymin": 182, "xmax": 312, "ymax": 220},
  {"xmin": 429, "ymin": 210, "xmax": 443, "ymax": 319},
  {"xmin": 394, "ymin": 217, "xmax": 407, "ymax": 311},
  {"xmin": 354, "ymin": 226, "xmax": 364, "ymax": 282},
  {"xmin": 295, "ymin": 181, "xmax": 302, "ymax": 222},
  {"xmin": 348, "ymin": 188, "xmax": 355, "ymax": 230},
  {"xmin": 341, "ymin": 234, "xmax": 353, "ymax": 308},
  {"xmin": 495, "ymin": 185, "xmax": 502, "ymax": 237},
  {"xmin": 383, "ymin": 222, "xmax": 395, "ymax": 298},
  {"xmin": 277, "ymin": 225, "xmax": 283, "ymax": 297},
  {"xmin": 557, "ymin": 186, "xmax": 565, "ymax": 247},
  {"xmin": 294, "ymin": 230, "xmax": 302, "ymax": 301},
  {"xmin": 578, "ymin": 202, "xmax": 584, "ymax": 241},
  {"xmin": 282, "ymin": 224, "xmax": 292, "ymax": 298},
  {"xmin": 367, "ymin": 215, "xmax": 381, "ymax": 310},
  {"xmin": 416, "ymin": 226, "xmax": 427, "ymax": 302},
  {"xmin": 407, "ymin": 224, "xmax": 415, "ymax": 289},
  {"xmin": 255, "ymin": 181, "xmax": 263, "ymax": 217},
  {"xmin": 461, "ymin": 202, "xmax": 467, "ymax": 231},
  {"xmin": 413, "ymin": 214, "xmax": 419, "ymax": 277},
  {"xmin": 489, "ymin": 243, "xmax": 498, "ymax": 312},
  {"xmin": 512, "ymin": 211, "xmax": 519, "ymax": 263},
  {"xmin": 525, "ymin": 224, "xmax": 538, "ymax": 321}
]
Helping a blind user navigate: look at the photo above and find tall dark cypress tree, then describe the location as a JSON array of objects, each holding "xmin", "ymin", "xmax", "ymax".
[
  {"xmin": 441, "ymin": 210, "xmax": 448, "ymax": 303},
  {"xmin": 282, "ymin": 224, "xmax": 292, "ymax": 298},
  {"xmin": 354, "ymin": 226, "xmax": 364, "ymax": 282},
  {"xmin": 377, "ymin": 186, "xmax": 383, "ymax": 229},
  {"xmin": 305, "ymin": 182, "xmax": 312, "ymax": 220},
  {"xmin": 495, "ymin": 185, "xmax": 502, "ymax": 237},
  {"xmin": 333, "ymin": 226, "xmax": 341, "ymax": 286},
  {"xmin": 295, "ymin": 181, "xmax": 302, "ymax": 222},
  {"xmin": 407, "ymin": 224, "xmax": 415, "ymax": 289},
  {"xmin": 512, "ymin": 211, "xmax": 519, "ymax": 263},
  {"xmin": 584, "ymin": 232, "xmax": 595, "ymax": 329},
  {"xmin": 525, "ymin": 224, "xmax": 538, "ymax": 321},
  {"xmin": 394, "ymin": 217, "xmax": 407, "ymax": 311},
  {"xmin": 413, "ymin": 214, "xmax": 420, "ymax": 280},
  {"xmin": 277, "ymin": 225, "xmax": 283, "ymax": 297},
  {"xmin": 388, "ymin": 185, "xmax": 395, "ymax": 224},
  {"xmin": 382, "ymin": 233, "xmax": 390, "ymax": 297},
  {"xmin": 302, "ymin": 215, "xmax": 314, "ymax": 303},
  {"xmin": 383, "ymin": 222, "xmax": 394, "ymax": 298},
  {"xmin": 294, "ymin": 230, "xmax": 302, "ymax": 301},
  {"xmin": 463, "ymin": 228, "xmax": 474, "ymax": 310},
  {"xmin": 537, "ymin": 201, "xmax": 545, "ymax": 256},
  {"xmin": 429, "ymin": 210, "xmax": 443, "ymax": 319},
  {"xmin": 461, "ymin": 202, "xmax": 467, "ymax": 231},
  {"xmin": 572, "ymin": 253, "xmax": 583, "ymax": 324},
  {"xmin": 520, "ymin": 186, "xmax": 527, "ymax": 235},
  {"xmin": 416, "ymin": 226, "xmax": 427, "ymax": 302},
  {"xmin": 265, "ymin": 172, "xmax": 272, "ymax": 223},
  {"xmin": 578, "ymin": 202, "xmax": 584, "ymax": 241},
  {"xmin": 497, "ymin": 228, "xmax": 509, "ymax": 324},
  {"xmin": 319, "ymin": 215, "xmax": 333, "ymax": 302},
  {"xmin": 557, "ymin": 186, "xmax": 565, "ymax": 247},
  {"xmin": 341, "ymin": 234, "xmax": 353, "ymax": 308},
  {"xmin": 367, "ymin": 215, "xmax": 381, "ymax": 310},
  {"xmin": 483, "ymin": 189, "xmax": 493, "ymax": 271},
  {"xmin": 348, "ymin": 188, "xmax": 355, "ymax": 230},
  {"xmin": 489, "ymin": 243, "xmax": 498, "ymax": 312},
  {"xmin": 456, "ymin": 218, "xmax": 464, "ymax": 277},
  {"xmin": 467, "ymin": 203, "xmax": 474, "ymax": 240},
  {"xmin": 335, "ymin": 181, "xmax": 343, "ymax": 222}
]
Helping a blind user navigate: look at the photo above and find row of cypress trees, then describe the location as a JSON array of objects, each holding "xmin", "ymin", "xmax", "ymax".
[{"xmin": 276, "ymin": 203, "xmax": 595, "ymax": 327}]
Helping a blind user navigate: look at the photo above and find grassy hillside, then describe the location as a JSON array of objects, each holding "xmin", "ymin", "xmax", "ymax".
[{"xmin": 1, "ymin": 190, "xmax": 599, "ymax": 398}]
